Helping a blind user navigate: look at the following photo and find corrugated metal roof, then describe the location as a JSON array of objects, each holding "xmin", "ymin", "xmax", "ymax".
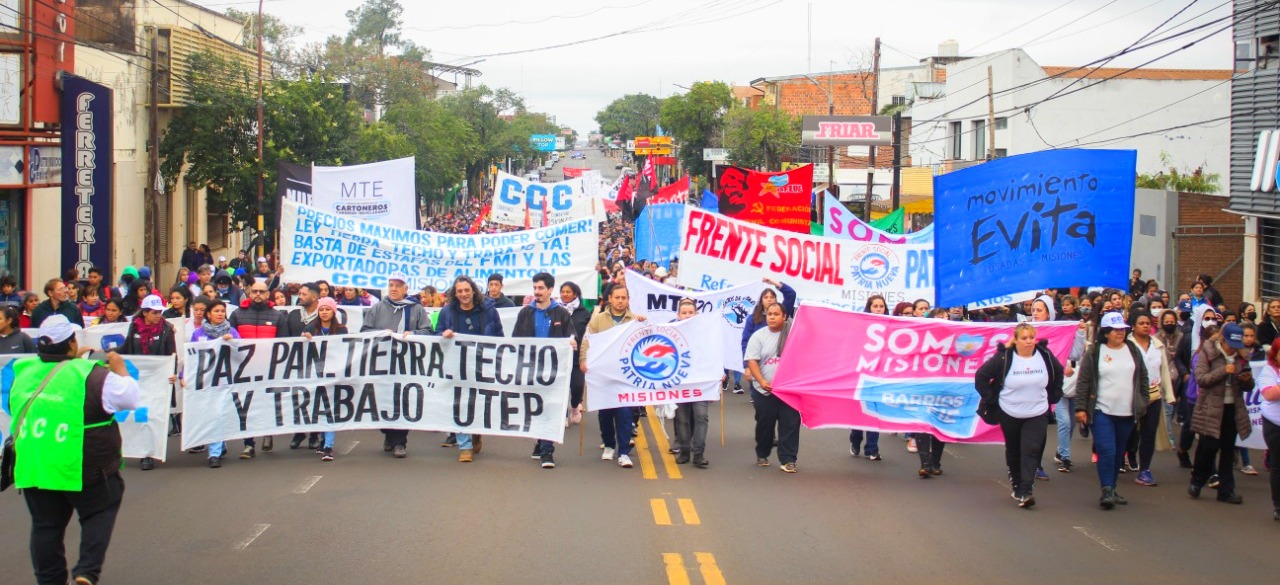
[{"xmin": 1041, "ymin": 66, "xmax": 1232, "ymax": 81}]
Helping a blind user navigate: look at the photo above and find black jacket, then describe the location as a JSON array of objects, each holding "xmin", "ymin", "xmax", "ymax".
[
  {"xmin": 512, "ymin": 304, "xmax": 575, "ymax": 338},
  {"xmin": 119, "ymin": 318, "xmax": 178, "ymax": 357},
  {"xmin": 1074, "ymin": 340, "xmax": 1150, "ymax": 425},
  {"xmin": 974, "ymin": 341, "xmax": 1065, "ymax": 421}
]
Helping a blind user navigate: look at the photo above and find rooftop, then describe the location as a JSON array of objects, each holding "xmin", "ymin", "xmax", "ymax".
[{"xmin": 1041, "ymin": 66, "xmax": 1233, "ymax": 81}]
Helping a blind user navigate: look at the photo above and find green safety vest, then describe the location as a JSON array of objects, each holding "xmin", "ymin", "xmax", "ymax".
[{"xmin": 8, "ymin": 358, "xmax": 112, "ymax": 491}]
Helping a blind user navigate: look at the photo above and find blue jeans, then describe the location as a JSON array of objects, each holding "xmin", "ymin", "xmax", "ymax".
[
  {"xmin": 599, "ymin": 407, "xmax": 635, "ymax": 456},
  {"xmin": 323, "ymin": 432, "xmax": 335, "ymax": 449},
  {"xmin": 1055, "ymin": 397, "xmax": 1075, "ymax": 459},
  {"xmin": 1091, "ymin": 410, "xmax": 1135, "ymax": 488},
  {"xmin": 208, "ymin": 438, "xmax": 252, "ymax": 458},
  {"xmin": 456, "ymin": 433, "xmax": 473, "ymax": 450},
  {"xmin": 849, "ymin": 430, "xmax": 880, "ymax": 455}
]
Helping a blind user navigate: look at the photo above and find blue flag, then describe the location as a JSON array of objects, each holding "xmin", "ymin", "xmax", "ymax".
[
  {"xmin": 634, "ymin": 203, "xmax": 687, "ymax": 267},
  {"xmin": 700, "ymin": 189, "xmax": 719, "ymax": 212},
  {"xmin": 933, "ymin": 149, "xmax": 1136, "ymax": 308}
]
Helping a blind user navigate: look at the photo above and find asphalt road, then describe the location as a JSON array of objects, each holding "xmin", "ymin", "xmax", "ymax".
[{"xmin": 0, "ymin": 392, "xmax": 1275, "ymax": 585}]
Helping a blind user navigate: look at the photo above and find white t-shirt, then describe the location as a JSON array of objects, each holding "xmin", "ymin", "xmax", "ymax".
[
  {"xmin": 1136, "ymin": 339, "xmax": 1163, "ymax": 388},
  {"xmin": 1255, "ymin": 363, "xmax": 1280, "ymax": 426},
  {"xmin": 1096, "ymin": 344, "xmax": 1135, "ymax": 416},
  {"xmin": 745, "ymin": 327, "xmax": 783, "ymax": 395},
  {"xmin": 1001, "ymin": 351, "xmax": 1050, "ymax": 418}
]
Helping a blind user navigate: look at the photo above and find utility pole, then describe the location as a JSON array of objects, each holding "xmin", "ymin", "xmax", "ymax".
[
  {"xmin": 863, "ymin": 37, "xmax": 881, "ymax": 220},
  {"xmin": 148, "ymin": 28, "xmax": 161, "ymax": 284},
  {"xmin": 987, "ymin": 65, "xmax": 996, "ymax": 160},
  {"xmin": 826, "ymin": 62, "xmax": 834, "ymax": 213},
  {"xmin": 891, "ymin": 110, "xmax": 902, "ymax": 212},
  {"xmin": 256, "ymin": 0, "xmax": 266, "ymax": 258}
]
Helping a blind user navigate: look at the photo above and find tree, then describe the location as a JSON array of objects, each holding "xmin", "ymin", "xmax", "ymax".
[
  {"xmin": 659, "ymin": 81, "xmax": 734, "ymax": 180},
  {"xmin": 594, "ymin": 93, "xmax": 662, "ymax": 141},
  {"xmin": 723, "ymin": 106, "xmax": 800, "ymax": 171},
  {"xmin": 442, "ymin": 86, "xmax": 527, "ymax": 197},
  {"xmin": 159, "ymin": 52, "xmax": 363, "ymax": 229},
  {"xmin": 381, "ymin": 97, "xmax": 474, "ymax": 205},
  {"xmin": 1136, "ymin": 152, "xmax": 1221, "ymax": 194},
  {"xmin": 345, "ymin": 0, "xmax": 404, "ymax": 55},
  {"xmin": 225, "ymin": 8, "xmax": 303, "ymax": 67}
]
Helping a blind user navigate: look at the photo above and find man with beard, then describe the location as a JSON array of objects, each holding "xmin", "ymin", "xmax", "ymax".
[{"xmin": 436, "ymin": 276, "xmax": 504, "ymax": 463}]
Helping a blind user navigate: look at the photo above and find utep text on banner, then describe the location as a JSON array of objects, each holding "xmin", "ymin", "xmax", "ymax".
[
  {"xmin": 310, "ymin": 157, "xmax": 418, "ymax": 230},
  {"xmin": 625, "ymin": 270, "xmax": 764, "ymax": 372},
  {"xmin": 771, "ymin": 305, "xmax": 1076, "ymax": 442},
  {"xmin": 0, "ymin": 355, "xmax": 173, "ymax": 460},
  {"xmin": 490, "ymin": 170, "xmax": 596, "ymax": 228},
  {"xmin": 677, "ymin": 207, "xmax": 934, "ymax": 308},
  {"xmin": 180, "ymin": 332, "xmax": 572, "ymax": 449},
  {"xmin": 61, "ymin": 75, "xmax": 114, "ymax": 281},
  {"xmin": 634, "ymin": 203, "xmax": 686, "ymax": 266},
  {"xmin": 279, "ymin": 200, "xmax": 599, "ymax": 298},
  {"xmin": 823, "ymin": 193, "xmax": 934, "ymax": 244},
  {"xmin": 716, "ymin": 165, "xmax": 812, "ymax": 233},
  {"xmin": 584, "ymin": 314, "xmax": 725, "ymax": 411},
  {"xmin": 933, "ymin": 149, "xmax": 1136, "ymax": 308}
]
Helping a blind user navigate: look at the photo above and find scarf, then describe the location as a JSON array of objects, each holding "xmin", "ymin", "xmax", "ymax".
[
  {"xmin": 202, "ymin": 319, "xmax": 232, "ymax": 339},
  {"xmin": 563, "ymin": 298, "xmax": 581, "ymax": 313},
  {"xmin": 1034, "ymin": 294, "xmax": 1057, "ymax": 321},
  {"xmin": 385, "ymin": 296, "xmax": 418, "ymax": 332},
  {"xmin": 299, "ymin": 306, "xmax": 319, "ymax": 326},
  {"xmin": 133, "ymin": 315, "xmax": 164, "ymax": 355}
]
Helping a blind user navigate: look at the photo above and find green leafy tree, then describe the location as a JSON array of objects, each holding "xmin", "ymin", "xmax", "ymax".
[
  {"xmin": 723, "ymin": 106, "xmax": 800, "ymax": 171},
  {"xmin": 659, "ymin": 81, "xmax": 734, "ymax": 180},
  {"xmin": 1135, "ymin": 152, "xmax": 1221, "ymax": 194},
  {"xmin": 345, "ymin": 0, "xmax": 404, "ymax": 55},
  {"xmin": 225, "ymin": 8, "xmax": 303, "ymax": 66},
  {"xmin": 442, "ymin": 86, "xmax": 527, "ymax": 196},
  {"xmin": 594, "ymin": 93, "xmax": 662, "ymax": 141},
  {"xmin": 381, "ymin": 97, "xmax": 474, "ymax": 205}
]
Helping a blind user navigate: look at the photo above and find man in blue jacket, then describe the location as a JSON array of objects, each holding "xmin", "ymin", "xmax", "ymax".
[{"xmin": 436, "ymin": 275, "xmax": 505, "ymax": 463}]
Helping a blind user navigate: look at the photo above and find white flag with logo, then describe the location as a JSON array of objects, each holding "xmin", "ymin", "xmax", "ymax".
[
  {"xmin": 625, "ymin": 270, "xmax": 764, "ymax": 372},
  {"xmin": 584, "ymin": 313, "xmax": 725, "ymax": 411}
]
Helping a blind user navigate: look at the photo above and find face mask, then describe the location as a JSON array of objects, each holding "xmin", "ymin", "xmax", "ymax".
[
  {"xmin": 1202, "ymin": 320, "xmax": 1218, "ymax": 330},
  {"xmin": 1162, "ymin": 323, "xmax": 1178, "ymax": 334},
  {"xmin": 1080, "ymin": 307, "xmax": 1092, "ymax": 316},
  {"xmin": 1246, "ymin": 312, "xmax": 1257, "ymax": 321}
]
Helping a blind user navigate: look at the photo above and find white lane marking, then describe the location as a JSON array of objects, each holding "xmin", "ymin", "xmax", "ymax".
[
  {"xmin": 340, "ymin": 440, "xmax": 360, "ymax": 455},
  {"xmin": 294, "ymin": 475, "xmax": 323, "ymax": 494},
  {"xmin": 234, "ymin": 524, "xmax": 271, "ymax": 551},
  {"xmin": 944, "ymin": 449, "xmax": 965, "ymax": 459},
  {"xmin": 1073, "ymin": 526, "xmax": 1122, "ymax": 551}
]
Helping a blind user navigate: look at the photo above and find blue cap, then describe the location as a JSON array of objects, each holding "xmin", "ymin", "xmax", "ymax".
[
  {"xmin": 1177, "ymin": 300, "xmax": 1193, "ymax": 313},
  {"xmin": 138, "ymin": 266, "xmax": 152, "ymax": 279},
  {"xmin": 1222, "ymin": 322, "xmax": 1245, "ymax": 349}
]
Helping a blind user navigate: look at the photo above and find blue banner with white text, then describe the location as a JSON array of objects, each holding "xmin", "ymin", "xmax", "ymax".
[
  {"xmin": 933, "ymin": 149, "xmax": 1136, "ymax": 308},
  {"xmin": 635, "ymin": 203, "xmax": 686, "ymax": 267}
]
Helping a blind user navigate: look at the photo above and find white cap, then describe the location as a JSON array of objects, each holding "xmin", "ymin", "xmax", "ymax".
[
  {"xmin": 36, "ymin": 314, "xmax": 81, "ymax": 344},
  {"xmin": 1099, "ymin": 312, "xmax": 1129, "ymax": 330},
  {"xmin": 218, "ymin": 256, "xmax": 227, "ymax": 262},
  {"xmin": 140, "ymin": 294, "xmax": 167, "ymax": 312},
  {"xmin": 257, "ymin": 257, "xmax": 268, "ymax": 263},
  {"xmin": 388, "ymin": 271, "xmax": 409, "ymax": 285},
  {"xmin": 654, "ymin": 267, "xmax": 668, "ymax": 278}
]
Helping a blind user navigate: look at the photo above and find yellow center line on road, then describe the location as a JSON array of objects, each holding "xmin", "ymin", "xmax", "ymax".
[
  {"xmin": 677, "ymin": 498, "xmax": 701, "ymax": 525},
  {"xmin": 650, "ymin": 498, "xmax": 673, "ymax": 526},
  {"xmin": 695, "ymin": 552, "xmax": 727, "ymax": 585},
  {"xmin": 663, "ymin": 553, "xmax": 692, "ymax": 585},
  {"xmin": 644, "ymin": 406, "xmax": 684, "ymax": 480},
  {"xmin": 634, "ymin": 417, "xmax": 659, "ymax": 480}
]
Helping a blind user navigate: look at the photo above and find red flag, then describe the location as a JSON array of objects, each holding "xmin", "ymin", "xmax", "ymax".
[
  {"xmin": 641, "ymin": 157, "xmax": 656, "ymax": 185},
  {"xmin": 716, "ymin": 165, "xmax": 814, "ymax": 233},
  {"xmin": 523, "ymin": 200, "xmax": 531, "ymax": 229},
  {"xmin": 616, "ymin": 175, "xmax": 635, "ymax": 203},
  {"xmin": 468, "ymin": 204, "xmax": 490, "ymax": 234},
  {"xmin": 650, "ymin": 176, "xmax": 690, "ymax": 205}
]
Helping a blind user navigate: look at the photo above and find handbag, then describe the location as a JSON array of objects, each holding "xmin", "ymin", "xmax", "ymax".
[{"xmin": 1, "ymin": 362, "xmax": 70, "ymax": 492}]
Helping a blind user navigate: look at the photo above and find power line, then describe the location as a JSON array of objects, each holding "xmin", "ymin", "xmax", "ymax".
[
  {"xmin": 967, "ymin": 0, "xmax": 1078, "ymax": 53},
  {"xmin": 405, "ymin": 0, "xmax": 657, "ymax": 33}
]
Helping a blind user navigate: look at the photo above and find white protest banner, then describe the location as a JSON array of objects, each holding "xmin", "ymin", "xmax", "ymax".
[
  {"xmin": 624, "ymin": 269, "xmax": 764, "ymax": 371},
  {"xmin": 79, "ymin": 322, "xmax": 131, "ymax": 352},
  {"xmin": 0, "ymin": 354, "xmax": 172, "ymax": 459},
  {"xmin": 118, "ymin": 355, "xmax": 175, "ymax": 461},
  {"xmin": 491, "ymin": 170, "xmax": 595, "ymax": 228},
  {"xmin": 584, "ymin": 314, "xmax": 724, "ymax": 411},
  {"xmin": 310, "ymin": 157, "xmax": 418, "ymax": 230},
  {"xmin": 1240, "ymin": 359, "xmax": 1269, "ymax": 450},
  {"xmin": 677, "ymin": 208, "xmax": 933, "ymax": 309},
  {"xmin": 280, "ymin": 200, "xmax": 599, "ymax": 298},
  {"xmin": 180, "ymin": 332, "xmax": 571, "ymax": 449}
]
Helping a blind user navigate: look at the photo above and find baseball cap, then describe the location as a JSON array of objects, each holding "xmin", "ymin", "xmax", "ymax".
[
  {"xmin": 1177, "ymin": 300, "xmax": 1193, "ymax": 313},
  {"xmin": 140, "ymin": 294, "xmax": 167, "ymax": 312},
  {"xmin": 138, "ymin": 266, "xmax": 152, "ymax": 279},
  {"xmin": 1100, "ymin": 312, "xmax": 1129, "ymax": 330},
  {"xmin": 218, "ymin": 256, "xmax": 227, "ymax": 262},
  {"xmin": 257, "ymin": 257, "xmax": 268, "ymax": 263},
  {"xmin": 36, "ymin": 314, "xmax": 81, "ymax": 345},
  {"xmin": 1222, "ymin": 322, "xmax": 1245, "ymax": 349},
  {"xmin": 388, "ymin": 272, "xmax": 409, "ymax": 285},
  {"xmin": 654, "ymin": 267, "xmax": 668, "ymax": 278}
]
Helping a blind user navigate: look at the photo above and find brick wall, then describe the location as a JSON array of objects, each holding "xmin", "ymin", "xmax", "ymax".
[
  {"xmin": 1174, "ymin": 192, "xmax": 1245, "ymax": 307},
  {"xmin": 774, "ymin": 73, "xmax": 879, "ymax": 170}
]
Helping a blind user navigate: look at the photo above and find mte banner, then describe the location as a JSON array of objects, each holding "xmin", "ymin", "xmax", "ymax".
[
  {"xmin": 933, "ymin": 149, "xmax": 1137, "ymax": 308},
  {"xmin": 180, "ymin": 332, "xmax": 572, "ymax": 448},
  {"xmin": 491, "ymin": 171, "xmax": 596, "ymax": 228},
  {"xmin": 584, "ymin": 314, "xmax": 725, "ymax": 411},
  {"xmin": 625, "ymin": 269, "xmax": 764, "ymax": 372},
  {"xmin": 61, "ymin": 75, "xmax": 114, "ymax": 281},
  {"xmin": 634, "ymin": 203, "xmax": 686, "ymax": 267},
  {"xmin": 311, "ymin": 157, "xmax": 418, "ymax": 230},
  {"xmin": 771, "ymin": 304, "xmax": 1077, "ymax": 442},
  {"xmin": 717, "ymin": 165, "xmax": 812, "ymax": 233},
  {"xmin": 677, "ymin": 208, "xmax": 934, "ymax": 308},
  {"xmin": 279, "ymin": 200, "xmax": 599, "ymax": 298}
]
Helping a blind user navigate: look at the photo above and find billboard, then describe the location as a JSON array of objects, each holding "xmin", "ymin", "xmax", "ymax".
[
  {"xmin": 531, "ymin": 134, "xmax": 557, "ymax": 152},
  {"xmin": 801, "ymin": 116, "xmax": 892, "ymax": 147}
]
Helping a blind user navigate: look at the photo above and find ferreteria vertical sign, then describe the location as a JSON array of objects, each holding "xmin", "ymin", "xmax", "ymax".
[
  {"xmin": 180, "ymin": 332, "xmax": 573, "ymax": 449},
  {"xmin": 60, "ymin": 75, "xmax": 113, "ymax": 280}
]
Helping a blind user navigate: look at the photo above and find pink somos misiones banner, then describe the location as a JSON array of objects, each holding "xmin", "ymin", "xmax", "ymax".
[{"xmin": 771, "ymin": 304, "xmax": 1077, "ymax": 443}]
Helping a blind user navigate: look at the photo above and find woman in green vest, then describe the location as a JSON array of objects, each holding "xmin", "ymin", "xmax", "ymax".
[{"xmin": 2, "ymin": 314, "xmax": 140, "ymax": 585}]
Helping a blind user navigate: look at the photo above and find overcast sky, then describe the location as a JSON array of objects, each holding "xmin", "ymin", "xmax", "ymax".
[{"xmin": 197, "ymin": 0, "xmax": 1235, "ymax": 134}]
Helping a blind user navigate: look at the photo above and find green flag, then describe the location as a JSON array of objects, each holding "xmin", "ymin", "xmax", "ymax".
[
  {"xmin": 870, "ymin": 208, "xmax": 904, "ymax": 234},
  {"xmin": 810, "ymin": 222, "xmax": 824, "ymax": 236}
]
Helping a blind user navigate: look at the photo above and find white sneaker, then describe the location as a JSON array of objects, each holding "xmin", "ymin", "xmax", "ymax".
[
  {"xmin": 618, "ymin": 454, "xmax": 634, "ymax": 468},
  {"xmin": 602, "ymin": 447, "xmax": 615, "ymax": 461},
  {"xmin": 907, "ymin": 438, "xmax": 918, "ymax": 453}
]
